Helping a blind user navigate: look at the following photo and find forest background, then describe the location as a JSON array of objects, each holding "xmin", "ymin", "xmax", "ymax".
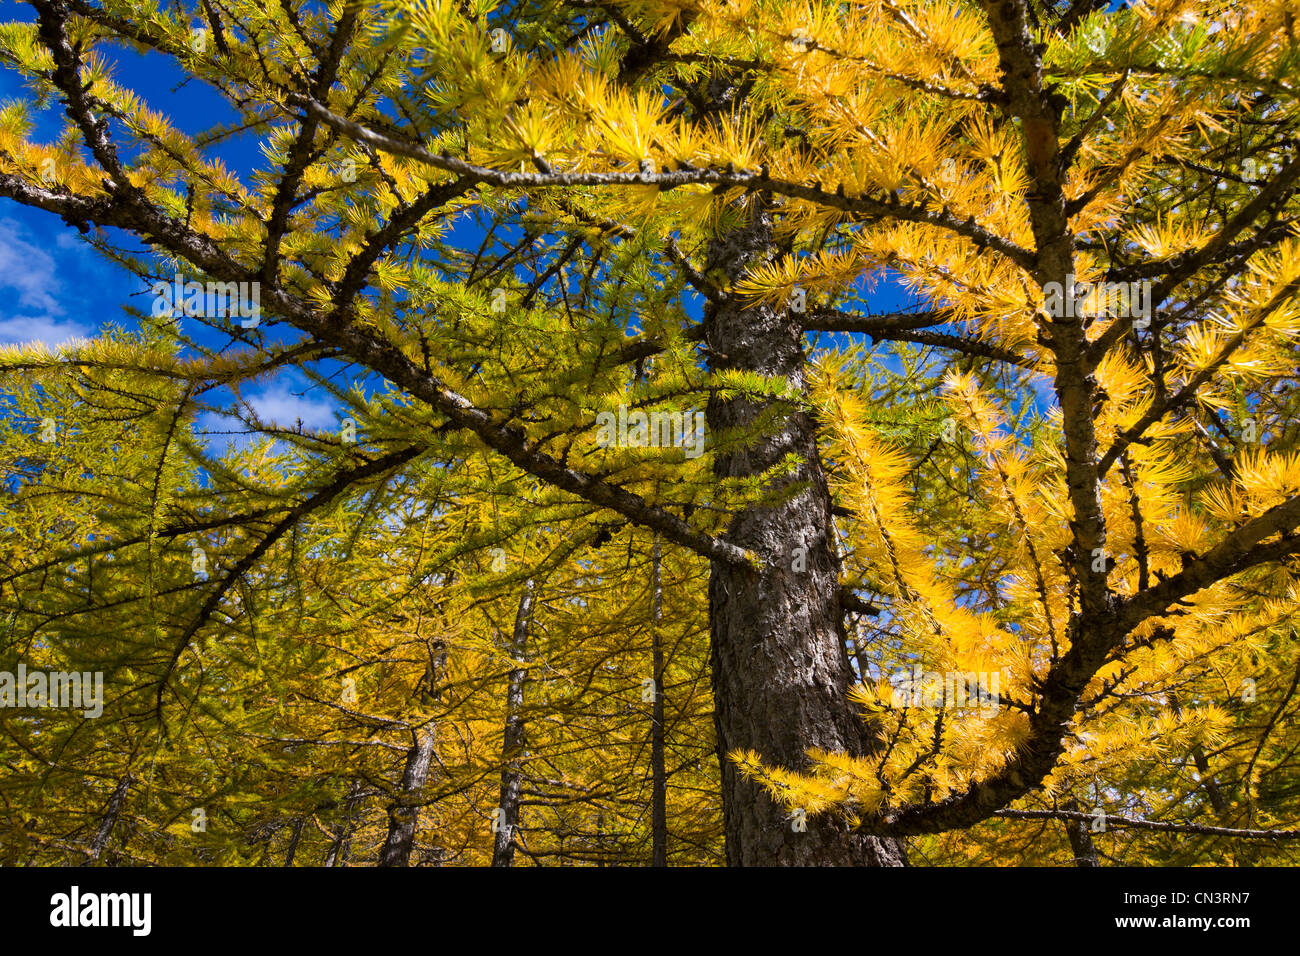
[{"xmin": 0, "ymin": 0, "xmax": 1298, "ymax": 867}]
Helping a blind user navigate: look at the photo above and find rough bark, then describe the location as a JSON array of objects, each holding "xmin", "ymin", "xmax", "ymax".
[
  {"xmin": 492, "ymin": 583, "xmax": 533, "ymax": 867},
  {"xmin": 703, "ymin": 206, "xmax": 907, "ymax": 866}
]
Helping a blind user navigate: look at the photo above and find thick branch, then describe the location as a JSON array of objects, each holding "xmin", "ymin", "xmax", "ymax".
[
  {"xmin": 288, "ymin": 93, "xmax": 1038, "ymax": 270},
  {"xmin": 0, "ymin": 176, "xmax": 752, "ymax": 569},
  {"xmin": 995, "ymin": 809, "xmax": 1300, "ymax": 840}
]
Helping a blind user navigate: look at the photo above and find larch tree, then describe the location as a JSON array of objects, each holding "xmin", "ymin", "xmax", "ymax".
[{"xmin": 1, "ymin": 0, "xmax": 1300, "ymax": 867}]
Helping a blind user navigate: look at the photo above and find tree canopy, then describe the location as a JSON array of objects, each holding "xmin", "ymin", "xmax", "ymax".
[{"xmin": 1, "ymin": 0, "xmax": 1299, "ymax": 866}]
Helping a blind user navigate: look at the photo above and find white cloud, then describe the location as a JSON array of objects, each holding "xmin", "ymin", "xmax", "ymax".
[
  {"xmin": 245, "ymin": 385, "xmax": 337, "ymax": 430},
  {"xmin": 0, "ymin": 218, "xmax": 94, "ymax": 348},
  {"xmin": 0, "ymin": 314, "xmax": 90, "ymax": 348},
  {"xmin": 0, "ymin": 217, "xmax": 63, "ymax": 316},
  {"xmin": 194, "ymin": 386, "xmax": 339, "ymax": 459}
]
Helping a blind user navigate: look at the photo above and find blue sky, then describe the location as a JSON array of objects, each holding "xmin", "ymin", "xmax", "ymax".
[
  {"xmin": 0, "ymin": 7, "xmax": 370, "ymax": 447},
  {"xmin": 0, "ymin": 212, "xmax": 104, "ymax": 347}
]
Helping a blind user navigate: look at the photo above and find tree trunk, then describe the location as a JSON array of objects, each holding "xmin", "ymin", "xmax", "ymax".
[
  {"xmin": 378, "ymin": 727, "xmax": 437, "ymax": 866},
  {"xmin": 651, "ymin": 538, "xmax": 668, "ymax": 867},
  {"xmin": 323, "ymin": 779, "xmax": 364, "ymax": 867},
  {"xmin": 703, "ymin": 206, "xmax": 907, "ymax": 866},
  {"xmin": 1064, "ymin": 799, "xmax": 1100, "ymax": 867},
  {"xmin": 492, "ymin": 582, "xmax": 533, "ymax": 867},
  {"xmin": 86, "ymin": 772, "xmax": 131, "ymax": 864},
  {"xmin": 378, "ymin": 636, "xmax": 447, "ymax": 866},
  {"xmin": 283, "ymin": 816, "xmax": 306, "ymax": 866}
]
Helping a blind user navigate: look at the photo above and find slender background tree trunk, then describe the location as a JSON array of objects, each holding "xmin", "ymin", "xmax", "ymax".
[
  {"xmin": 650, "ymin": 538, "xmax": 668, "ymax": 867},
  {"xmin": 323, "ymin": 779, "xmax": 364, "ymax": 867},
  {"xmin": 492, "ymin": 582, "xmax": 533, "ymax": 867},
  {"xmin": 378, "ymin": 727, "xmax": 437, "ymax": 866},
  {"xmin": 1064, "ymin": 799, "xmax": 1100, "ymax": 867},
  {"xmin": 86, "ymin": 772, "xmax": 131, "ymax": 864},
  {"xmin": 283, "ymin": 816, "xmax": 306, "ymax": 867},
  {"xmin": 379, "ymin": 638, "xmax": 446, "ymax": 866}
]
